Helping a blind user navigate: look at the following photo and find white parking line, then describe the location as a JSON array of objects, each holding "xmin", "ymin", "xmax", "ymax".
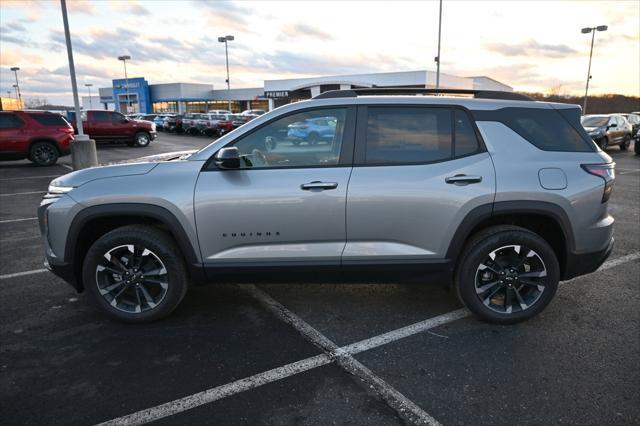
[
  {"xmin": 0, "ymin": 217, "xmax": 37, "ymax": 224},
  {"xmin": 0, "ymin": 268, "xmax": 48, "ymax": 280},
  {"xmin": 242, "ymin": 284, "xmax": 443, "ymax": 426},
  {"xmin": 0, "ymin": 174, "xmax": 60, "ymax": 181},
  {"xmin": 60, "ymin": 163, "xmax": 74, "ymax": 171},
  {"xmin": 97, "ymin": 354, "xmax": 332, "ymax": 426},
  {"xmin": 0, "ymin": 191, "xmax": 46, "ymax": 197}
]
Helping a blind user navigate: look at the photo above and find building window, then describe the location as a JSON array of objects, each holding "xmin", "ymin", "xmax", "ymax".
[{"xmin": 153, "ymin": 101, "xmax": 177, "ymax": 113}]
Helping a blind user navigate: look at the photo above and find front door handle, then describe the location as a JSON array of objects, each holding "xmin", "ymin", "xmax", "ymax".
[
  {"xmin": 300, "ymin": 181, "xmax": 338, "ymax": 191},
  {"xmin": 445, "ymin": 174, "xmax": 483, "ymax": 185}
]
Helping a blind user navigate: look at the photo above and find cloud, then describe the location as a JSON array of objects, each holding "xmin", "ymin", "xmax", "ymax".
[
  {"xmin": 49, "ymin": 27, "xmax": 180, "ymax": 62},
  {"xmin": 278, "ymin": 23, "xmax": 333, "ymax": 41},
  {"xmin": 109, "ymin": 0, "xmax": 150, "ymax": 16},
  {"xmin": 2, "ymin": 20, "xmax": 27, "ymax": 33},
  {"xmin": 67, "ymin": 0, "xmax": 96, "ymax": 15},
  {"xmin": 484, "ymin": 39, "xmax": 579, "ymax": 58},
  {"xmin": 198, "ymin": 1, "xmax": 252, "ymax": 31}
]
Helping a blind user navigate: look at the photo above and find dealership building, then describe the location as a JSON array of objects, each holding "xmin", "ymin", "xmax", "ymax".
[{"xmin": 86, "ymin": 70, "xmax": 513, "ymax": 114}]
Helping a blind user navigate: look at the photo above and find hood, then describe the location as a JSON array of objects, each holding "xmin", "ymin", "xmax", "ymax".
[
  {"xmin": 50, "ymin": 150, "xmax": 197, "ymax": 188},
  {"xmin": 51, "ymin": 162, "xmax": 158, "ymax": 188},
  {"xmin": 117, "ymin": 150, "xmax": 197, "ymax": 164}
]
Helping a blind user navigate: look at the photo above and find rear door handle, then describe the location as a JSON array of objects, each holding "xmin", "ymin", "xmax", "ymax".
[
  {"xmin": 445, "ymin": 174, "xmax": 483, "ymax": 185},
  {"xmin": 300, "ymin": 181, "xmax": 338, "ymax": 191}
]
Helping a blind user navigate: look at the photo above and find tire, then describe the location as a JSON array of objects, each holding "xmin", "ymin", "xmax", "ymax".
[
  {"xmin": 620, "ymin": 134, "xmax": 630, "ymax": 151},
  {"xmin": 599, "ymin": 137, "xmax": 608, "ymax": 151},
  {"xmin": 29, "ymin": 141, "xmax": 59, "ymax": 166},
  {"xmin": 635, "ymin": 137, "xmax": 640, "ymax": 155},
  {"xmin": 134, "ymin": 132, "xmax": 151, "ymax": 147},
  {"xmin": 82, "ymin": 225, "xmax": 189, "ymax": 323},
  {"xmin": 454, "ymin": 225, "xmax": 559, "ymax": 324},
  {"xmin": 307, "ymin": 132, "xmax": 319, "ymax": 145}
]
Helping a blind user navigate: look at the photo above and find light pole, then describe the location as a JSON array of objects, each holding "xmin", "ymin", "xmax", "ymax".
[
  {"xmin": 10, "ymin": 66, "xmax": 22, "ymax": 106},
  {"xmin": 12, "ymin": 84, "xmax": 19, "ymax": 101},
  {"xmin": 581, "ymin": 25, "xmax": 607, "ymax": 114},
  {"xmin": 218, "ymin": 35, "xmax": 234, "ymax": 112},
  {"xmin": 435, "ymin": 0, "xmax": 443, "ymax": 90},
  {"xmin": 61, "ymin": 0, "xmax": 97, "ymax": 169},
  {"xmin": 85, "ymin": 83, "xmax": 93, "ymax": 109},
  {"xmin": 117, "ymin": 55, "xmax": 131, "ymax": 113}
]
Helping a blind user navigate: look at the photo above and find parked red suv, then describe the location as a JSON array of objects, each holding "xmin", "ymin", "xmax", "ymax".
[
  {"xmin": 0, "ymin": 111, "xmax": 74, "ymax": 166},
  {"xmin": 72, "ymin": 110, "xmax": 157, "ymax": 147}
]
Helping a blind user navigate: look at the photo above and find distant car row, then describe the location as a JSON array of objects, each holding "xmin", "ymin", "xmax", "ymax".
[
  {"xmin": 581, "ymin": 112, "xmax": 639, "ymax": 154},
  {"xmin": 127, "ymin": 109, "xmax": 266, "ymax": 137}
]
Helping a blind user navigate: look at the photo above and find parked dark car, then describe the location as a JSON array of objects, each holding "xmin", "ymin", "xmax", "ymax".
[
  {"xmin": 182, "ymin": 113, "xmax": 202, "ymax": 135},
  {"xmin": 163, "ymin": 115, "xmax": 183, "ymax": 133},
  {"xmin": 581, "ymin": 114, "xmax": 632, "ymax": 151},
  {"xmin": 0, "ymin": 111, "xmax": 74, "ymax": 166},
  {"xmin": 620, "ymin": 113, "xmax": 639, "ymax": 141}
]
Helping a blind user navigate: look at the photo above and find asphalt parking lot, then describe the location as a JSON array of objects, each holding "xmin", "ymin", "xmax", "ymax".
[{"xmin": 1, "ymin": 133, "xmax": 638, "ymax": 425}]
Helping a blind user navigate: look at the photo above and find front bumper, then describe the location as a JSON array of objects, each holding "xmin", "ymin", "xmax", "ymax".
[
  {"xmin": 150, "ymin": 131, "xmax": 158, "ymax": 140},
  {"xmin": 563, "ymin": 237, "xmax": 614, "ymax": 280}
]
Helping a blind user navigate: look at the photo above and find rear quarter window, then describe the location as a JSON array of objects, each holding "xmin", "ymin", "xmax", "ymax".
[
  {"xmin": 473, "ymin": 107, "xmax": 595, "ymax": 152},
  {"xmin": 30, "ymin": 113, "xmax": 69, "ymax": 126}
]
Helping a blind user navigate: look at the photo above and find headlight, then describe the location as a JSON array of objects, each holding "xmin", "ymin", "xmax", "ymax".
[
  {"xmin": 45, "ymin": 184, "xmax": 75, "ymax": 198},
  {"xmin": 151, "ymin": 123, "xmax": 157, "ymax": 131}
]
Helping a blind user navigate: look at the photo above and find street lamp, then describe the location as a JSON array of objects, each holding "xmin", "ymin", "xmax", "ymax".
[
  {"xmin": 218, "ymin": 35, "xmax": 234, "ymax": 112},
  {"xmin": 60, "ymin": 0, "xmax": 97, "ymax": 169},
  {"xmin": 10, "ymin": 66, "xmax": 22, "ymax": 105},
  {"xmin": 117, "ymin": 55, "xmax": 131, "ymax": 113},
  {"xmin": 85, "ymin": 83, "xmax": 93, "ymax": 109},
  {"xmin": 581, "ymin": 25, "xmax": 607, "ymax": 114},
  {"xmin": 434, "ymin": 0, "xmax": 443, "ymax": 90},
  {"xmin": 12, "ymin": 84, "xmax": 19, "ymax": 101}
]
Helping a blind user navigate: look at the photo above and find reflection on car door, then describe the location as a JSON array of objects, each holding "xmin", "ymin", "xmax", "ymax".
[
  {"xmin": 194, "ymin": 107, "xmax": 355, "ymax": 268},
  {"xmin": 344, "ymin": 106, "xmax": 495, "ymax": 264}
]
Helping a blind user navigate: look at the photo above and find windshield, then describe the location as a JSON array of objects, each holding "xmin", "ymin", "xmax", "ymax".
[{"xmin": 581, "ymin": 116, "xmax": 609, "ymax": 127}]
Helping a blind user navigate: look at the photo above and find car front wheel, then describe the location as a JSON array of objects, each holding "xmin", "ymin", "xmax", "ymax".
[
  {"xmin": 455, "ymin": 225, "xmax": 559, "ymax": 324},
  {"xmin": 134, "ymin": 132, "xmax": 151, "ymax": 147},
  {"xmin": 83, "ymin": 225, "xmax": 188, "ymax": 323}
]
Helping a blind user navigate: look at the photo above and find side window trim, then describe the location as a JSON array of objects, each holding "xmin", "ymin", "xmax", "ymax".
[
  {"xmin": 353, "ymin": 104, "xmax": 486, "ymax": 167},
  {"xmin": 203, "ymin": 105, "xmax": 357, "ymax": 171}
]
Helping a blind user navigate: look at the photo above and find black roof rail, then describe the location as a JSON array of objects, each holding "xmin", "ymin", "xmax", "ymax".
[{"xmin": 313, "ymin": 88, "xmax": 534, "ymax": 102}]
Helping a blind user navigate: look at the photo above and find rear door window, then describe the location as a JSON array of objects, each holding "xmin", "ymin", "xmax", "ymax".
[
  {"xmin": 0, "ymin": 113, "xmax": 24, "ymax": 129},
  {"xmin": 364, "ymin": 107, "xmax": 452, "ymax": 164},
  {"xmin": 92, "ymin": 111, "xmax": 111, "ymax": 122},
  {"xmin": 454, "ymin": 110, "xmax": 480, "ymax": 157},
  {"xmin": 30, "ymin": 113, "xmax": 69, "ymax": 126}
]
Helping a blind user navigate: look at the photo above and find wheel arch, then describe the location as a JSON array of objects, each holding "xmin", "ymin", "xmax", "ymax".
[
  {"xmin": 65, "ymin": 203, "xmax": 205, "ymax": 291},
  {"xmin": 28, "ymin": 137, "xmax": 62, "ymax": 154},
  {"xmin": 447, "ymin": 201, "xmax": 575, "ymax": 280}
]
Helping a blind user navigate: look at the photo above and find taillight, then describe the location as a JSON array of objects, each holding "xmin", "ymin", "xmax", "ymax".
[
  {"xmin": 59, "ymin": 127, "xmax": 73, "ymax": 132},
  {"xmin": 581, "ymin": 163, "xmax": 615, "ymax": 203}
]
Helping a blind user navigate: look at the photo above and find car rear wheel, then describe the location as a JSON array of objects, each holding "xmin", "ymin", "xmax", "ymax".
[
  {"xmin": 455, "ymin": 225, "xmax": 559, "ymax": 324},
  {"xmin": 29, "ymin": 141, "xmax": 59, "ymax": 166},
  {"xmin": 307, "ymin": 132, "xmax": 319, "ymax": 145},
  {"xmin": 620, "ymin": 134, "xmax": 630, "ymax": 151},
  {"xmin": 134, "ymin": 132, "xmax": 151, "ymax": 147},
  {"xmin": 83, "ymin": 225, "xmax": 188, "ymax": 323}
]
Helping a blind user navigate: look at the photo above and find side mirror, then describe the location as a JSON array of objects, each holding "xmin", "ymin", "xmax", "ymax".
[
  {"xmin": 608, "ymin": 123, "xmax": 617, "ymax": 128},
  {"xmin": 214, "ymin": 147, "xmax": 240, "ymax": 169}
]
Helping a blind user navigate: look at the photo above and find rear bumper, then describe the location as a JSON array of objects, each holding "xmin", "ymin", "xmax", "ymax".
[{"xmin": 563, "ymin": 237, "xmax": 614, "ymax": 280}]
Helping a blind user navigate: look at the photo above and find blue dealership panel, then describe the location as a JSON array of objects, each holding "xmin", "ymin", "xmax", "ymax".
[{"xmin": 112, "ymin": 77, "xmax": 151, "ymax": 113}]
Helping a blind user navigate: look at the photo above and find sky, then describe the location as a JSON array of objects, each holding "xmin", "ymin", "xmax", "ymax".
[{"xmin": 0, "ymin": 0, "xmax": 638, "ymax": 105}]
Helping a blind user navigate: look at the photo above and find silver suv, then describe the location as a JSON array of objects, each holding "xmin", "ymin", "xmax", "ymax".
[{"xmin": 39, "ymin": 89, "xmax": 615, "ymax": 324}]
